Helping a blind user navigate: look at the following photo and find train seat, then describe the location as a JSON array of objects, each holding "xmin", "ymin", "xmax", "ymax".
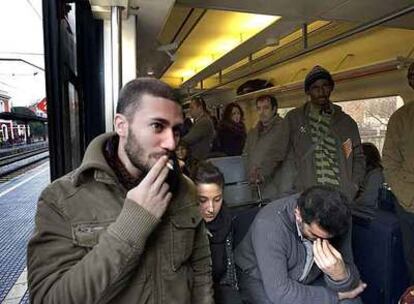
[{"xmin": 207, "ymin": 155, "xmax": 255, "ymax": 207}]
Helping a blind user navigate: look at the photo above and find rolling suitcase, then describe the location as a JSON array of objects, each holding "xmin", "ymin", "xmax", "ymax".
[{"xmin": 352, "ymin": 210, "xmax": 410, "ymax": 304}]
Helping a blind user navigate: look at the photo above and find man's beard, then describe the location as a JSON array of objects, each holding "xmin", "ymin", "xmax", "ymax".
[
  {"xmin": 124, "ymin": 131, "xmax": 149, "ymax": 174},
  {"xmin": 124, "ymin": 129, "xmax": 170, "ymax": 174}
]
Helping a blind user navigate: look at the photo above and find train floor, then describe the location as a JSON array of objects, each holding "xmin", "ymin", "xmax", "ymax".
[{"xmin": 0, "ymin": 160, "xmax": 50, "ymax": 304}]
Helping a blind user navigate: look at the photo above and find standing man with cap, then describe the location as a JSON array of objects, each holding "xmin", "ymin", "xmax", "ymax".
[
  {"xmin": 270, "ymin": 65, "xmax": 365, "ymax": 200},
  {"xmin": 382, "ymin": 62, "xmax": 414, "ymax": 284}
]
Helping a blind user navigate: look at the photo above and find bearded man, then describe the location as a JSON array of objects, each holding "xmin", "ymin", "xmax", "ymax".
[{"xmin": 27, "ymin": 78, "xmax": 214, "ymax": 304}]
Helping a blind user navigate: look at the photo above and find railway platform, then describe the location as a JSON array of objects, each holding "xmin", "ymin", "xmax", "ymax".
[{"xmin": 0, "ymin": 161, "xmax": 50, "ymax": 303}]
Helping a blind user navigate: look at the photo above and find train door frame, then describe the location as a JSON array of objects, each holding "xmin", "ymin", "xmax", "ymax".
[{"xmin": 43, "ymin": 0, "xmax": 105, "ymax": 180}]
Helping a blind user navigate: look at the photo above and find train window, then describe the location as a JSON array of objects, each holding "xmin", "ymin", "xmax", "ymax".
[
  {"xmin": 335, "ymin": 96, "xmax": 404, "ymax": 153},
  {"xmin": 278, "ymin": 107, "xmax": 294, "ymax": 118}
]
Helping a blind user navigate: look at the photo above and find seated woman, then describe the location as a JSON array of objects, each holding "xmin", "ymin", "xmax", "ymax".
[
  {"xmin": 175, "ymin": 141, "xmax": 197, "ymax": 176},
  {"xmin": 355, "ymin": 142, "xmax": 385, "ymax": 209},
  {"xmin": 215, "ymin": 103, "xmax": 247, "ymax": 156},
  {"xmin": 192, "ymin": 162, "xmax": 242, "ymax": 304}
]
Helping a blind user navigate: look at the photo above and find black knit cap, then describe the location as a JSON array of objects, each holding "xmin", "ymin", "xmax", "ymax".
[{"xmin": 304, "ymin": 65, "xmax": 334, "ymax": 92}]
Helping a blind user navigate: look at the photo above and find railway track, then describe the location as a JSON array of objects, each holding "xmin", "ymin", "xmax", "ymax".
[{"xmin": 0, "ymin": 147, "xmax": 49, "ymax": 178}]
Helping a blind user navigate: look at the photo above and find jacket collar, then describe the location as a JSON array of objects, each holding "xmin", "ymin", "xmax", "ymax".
[
  {"xmin": 194, "ymin": 112, "xmax": 209, "ymax": 123},
  {"xmin": 302, "ymin": 101, "xmax": 344, "ymax": 121},
  {"xmin": 257, "ymin": 113, "xmax": 282, "ymax": 134},
  {"xmin": 73, "ymin": 132, "xmax": 119, "ymax": 186},
  {"xmin": 278, "ymin": 194, "xmax": 302, "ymax": 240}
]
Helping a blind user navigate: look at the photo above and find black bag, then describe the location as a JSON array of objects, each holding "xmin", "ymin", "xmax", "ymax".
[
  {"xmin": 378, "ymin": 183, "xmax": 398, "ymax": 212},
  {"xmin": 352, "ymin": 210, "xmax": 410, "ymax": 304},
  {"xmin": 236, "ymin": 79, "xmax": 273, "ymax": 95}
]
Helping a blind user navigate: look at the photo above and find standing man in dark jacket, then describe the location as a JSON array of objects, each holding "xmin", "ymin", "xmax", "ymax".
[
  {"xmin": 27, "ymin": 78, "xmax": 214, "ymax": 304},
  {"xmin": 235, "ymin": 186, "xmax": 366, "ymax": 304},
  {"xmin": 270, "ymin": 66, "xmax": 365, "ymax": 200},
  {"xmin": 243, "ymin": 95, "xmax": 287, "ymax": 200},
  {"xmin": 182, "ymin": 97, "xmax": 215, "ymax": 161}
]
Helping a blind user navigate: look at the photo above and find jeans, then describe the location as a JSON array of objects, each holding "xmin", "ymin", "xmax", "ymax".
[{"xmin": 395, "ymin": 203, "xmax": 414, "ymax": 285}]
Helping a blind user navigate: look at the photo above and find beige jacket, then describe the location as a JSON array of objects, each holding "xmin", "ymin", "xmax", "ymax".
[
  {"xmin": 27, "ymin": 133, "xmax": 214, "ymax": 304},
  {"xmin": 383, "ymin": 101, "xmax": 414, "ymax": 212}
]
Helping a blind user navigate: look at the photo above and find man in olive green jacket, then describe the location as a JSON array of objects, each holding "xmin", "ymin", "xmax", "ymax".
[
  {"xmin": 382, "ymin": 62, "xmax": 414, "ymax": 284},
  {"xmin": 27, "ymin": 78, "xmax": 214, "ymax": 304}
]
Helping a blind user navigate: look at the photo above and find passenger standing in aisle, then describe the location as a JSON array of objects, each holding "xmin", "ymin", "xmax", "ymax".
[
  {"xmin": 270, "ymin": 65, "xmax": 365, "ymax": 200},
  {"xmin": 243, "ymin": 95, "xmax": 286, "ymax": 200},
  {"xmin": 382, "ymin": 62, "xmax": 414, "ymax": 284},
  {"xmin": 182, "ymin": 97, "xmax": 215, "ymax": 161},
  {"xmin": 215, "ymin": 102, "xmax": 247, "ymax": 156},
  {"xmin": 27, "ymin": 78, "xmax": 214, "ymax": 304}
]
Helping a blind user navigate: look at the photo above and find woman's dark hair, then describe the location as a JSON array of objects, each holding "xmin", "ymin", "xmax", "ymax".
[
  {"xmin": 222, "ymin": 102, "xmax": 244, "ymax": 123},
  {"xmin": 362, "ymin": 142, "xmax": 383, "ymax": 172},
  {"xmin": 192, "ymin": 161, "xmax": 225, "ymax": 189},
  {"xmin": 297, "ymin": 185, "xmax": 351, "ymax": 237}
]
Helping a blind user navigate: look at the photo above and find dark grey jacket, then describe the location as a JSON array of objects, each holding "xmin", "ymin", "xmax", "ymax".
[
  {"xmin": 270, "ymin": 102, "xmax": 365, "ymax": 200},
  {"xmin": 355, "ymin": 167, "xmax": 384, "ymax": 209},
  {"xmin": 243, "ymin": 115, "xmax": 292, "ymax": 200},
  {"xmin": 235, "ymin": 194, "xmax": 360, "ymax": 304},
  {"xmin": 182, "ymin": 114, "xmax": 215, "ymax": 161}
]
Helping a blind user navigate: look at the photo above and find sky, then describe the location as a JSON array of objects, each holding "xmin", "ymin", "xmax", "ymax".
[{"xmin": 0, "ymin": 0, "xmax": 45, "ymax": 107}]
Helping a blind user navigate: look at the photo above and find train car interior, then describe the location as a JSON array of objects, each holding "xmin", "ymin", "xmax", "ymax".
[
  {"xmin": 39, "ymin": 1, "xmax": 414, "ymax": 303},
  {"xmin": 88, "ymin": 0, "xmax": 414, "ymax": 127}
]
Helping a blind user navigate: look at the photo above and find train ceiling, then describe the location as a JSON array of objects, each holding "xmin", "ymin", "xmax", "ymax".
[{"xmin": 89, "ymin": 0, "xmax": 414, "ymax": 95}]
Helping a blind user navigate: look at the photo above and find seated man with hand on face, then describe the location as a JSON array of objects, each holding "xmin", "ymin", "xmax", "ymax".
[{"xmin": 235, "ymin": 185, "xmax": 366, "ymax": 304}]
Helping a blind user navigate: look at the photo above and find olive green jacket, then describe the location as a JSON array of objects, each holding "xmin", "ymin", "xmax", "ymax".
[
  {"xmin": 27, "ymin": 133, "xmax": 214, "ymax": 304},
  {"xmin": 383, "ymin": 101, "xmax": 414, "ymax": 212}
]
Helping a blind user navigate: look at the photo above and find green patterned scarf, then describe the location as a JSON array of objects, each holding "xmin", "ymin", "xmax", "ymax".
[{"xmin": 308, "ymin": 104, "xmax": 340, "ymax": 186}]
